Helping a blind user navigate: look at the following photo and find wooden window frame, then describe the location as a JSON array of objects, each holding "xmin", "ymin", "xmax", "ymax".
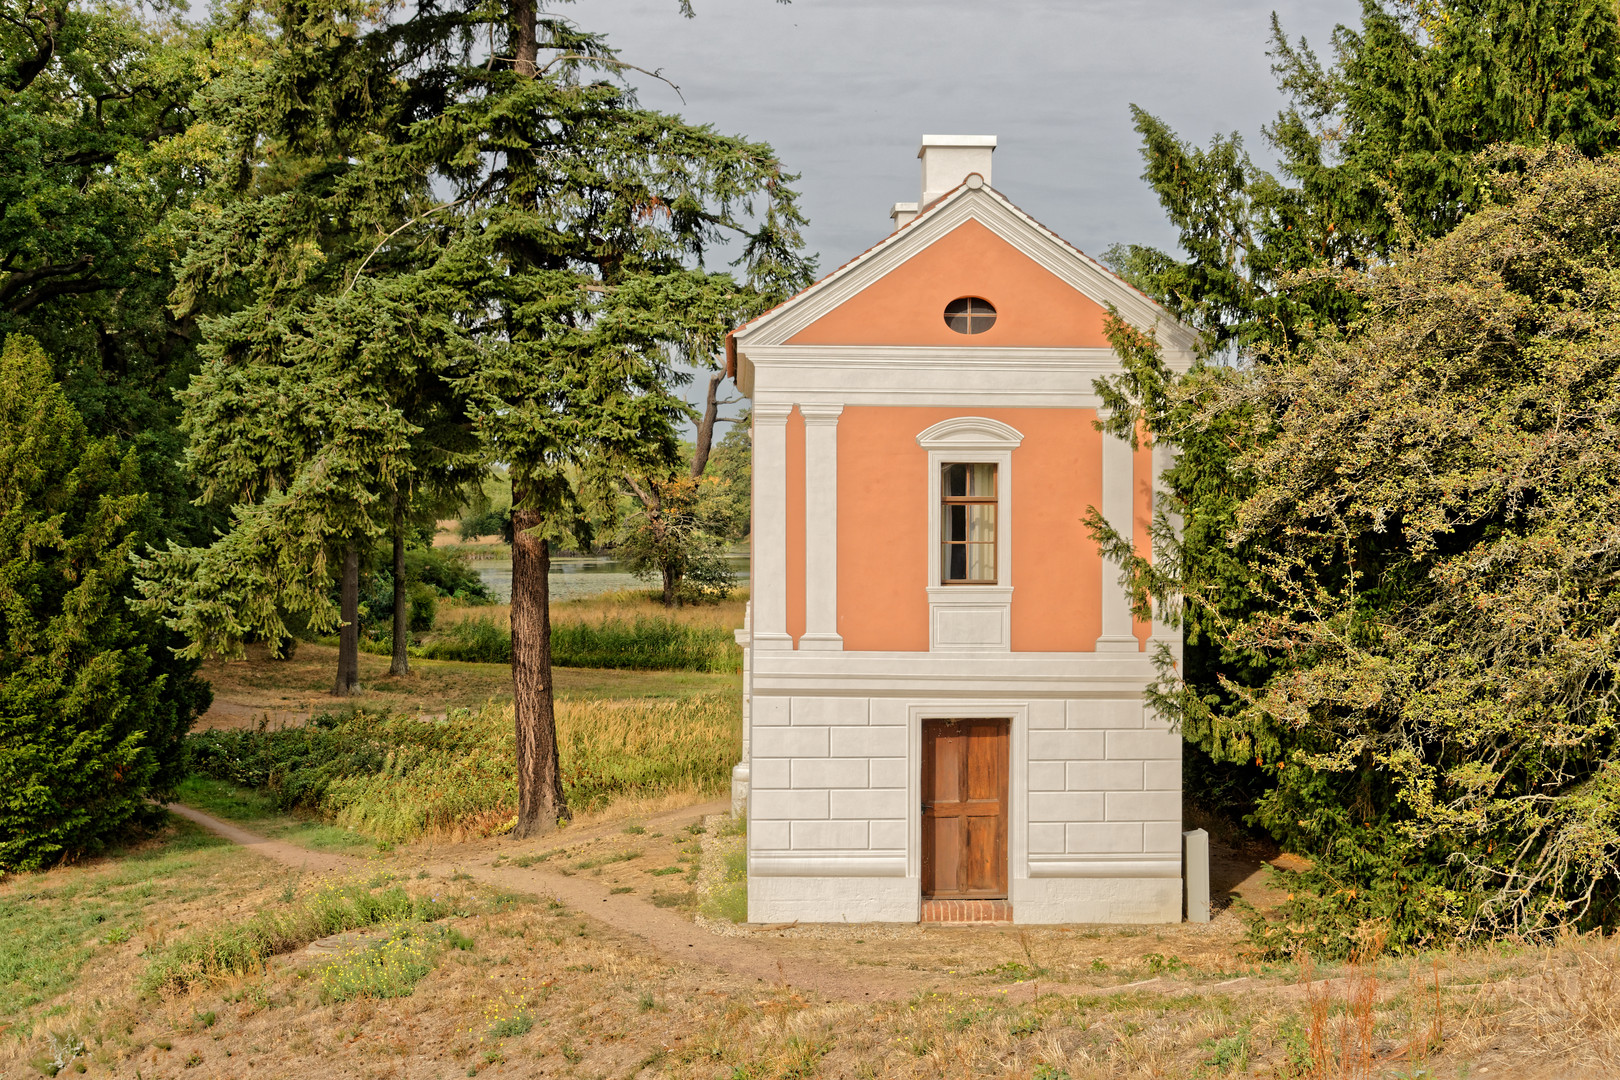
[
  {"xmin": 940, "ymin": 462, "xmax": 999, "ymax": 585},
  {"xmin": 944, "ymin": 296, "xmax": 997, "ymax": 335}
]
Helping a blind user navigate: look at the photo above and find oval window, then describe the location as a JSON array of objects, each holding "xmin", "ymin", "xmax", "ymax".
[{"xmin": 944, "ymin": 296, "xmax": 996, "ymax": 335}]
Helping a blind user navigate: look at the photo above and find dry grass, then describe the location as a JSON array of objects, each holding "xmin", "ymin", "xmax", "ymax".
[
  {"xmin": 9, "ymin": 810, "xmax": 1620, "ymax": 1078},
  {"xmin": 196, "ymin": 642, "xmax": 739, "ymax": 730},
  {"xmin": 436, "ymin": 589, "xmax": 747, "ymax": 631}
]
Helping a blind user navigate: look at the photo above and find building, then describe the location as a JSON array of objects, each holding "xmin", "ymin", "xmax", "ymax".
[{"xmin": 728, "ymin": 135, "xmax": 1204, "ymax": 925}]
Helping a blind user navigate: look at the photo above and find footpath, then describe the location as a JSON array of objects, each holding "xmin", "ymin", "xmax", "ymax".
[{"xmin": 167, "ymin": 800, "xmax": 942, "ymax": 1003}]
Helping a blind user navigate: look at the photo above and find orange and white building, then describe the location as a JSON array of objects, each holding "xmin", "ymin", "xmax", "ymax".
[{"xmin": 729, "ymin": 136, "xmax": 1206, "ymax": 925}]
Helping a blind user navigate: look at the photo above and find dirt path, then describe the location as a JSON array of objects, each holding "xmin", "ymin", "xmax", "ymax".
[{"xmin": 167, "ymin": 801, "xmax": 944, "ymax": 1004}]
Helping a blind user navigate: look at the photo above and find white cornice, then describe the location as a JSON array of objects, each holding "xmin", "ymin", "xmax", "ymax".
[{"xmin": 744, "ymin": 346, "xmax": 1131, "ymax": 409}]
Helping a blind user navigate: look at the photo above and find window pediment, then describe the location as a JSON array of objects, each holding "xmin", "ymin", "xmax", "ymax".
[{"xmin": 915, "ymin": 416, "xmax": 1025, "ymax": 452}]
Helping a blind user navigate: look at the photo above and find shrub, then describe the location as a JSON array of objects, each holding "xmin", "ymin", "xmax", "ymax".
[
  {"xmin": 0, "ymin": 337, "xmax": 210, "ymax": 871},
  {"xmin": 420, "ymin": 617, "xmax": 510, "ymax": 663},
  {"xmin": 185, "ymin": 694, "xmax": 740, "ymax": 840}
]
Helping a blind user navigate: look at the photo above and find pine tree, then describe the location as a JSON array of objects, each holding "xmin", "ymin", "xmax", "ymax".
[
  {"xmin": 139, "ymin": 77, "xmax": 484, "ymax": 692},
  {"xmin": 0, "ymin": 336, "xmax": 210, "ymax": 871}
]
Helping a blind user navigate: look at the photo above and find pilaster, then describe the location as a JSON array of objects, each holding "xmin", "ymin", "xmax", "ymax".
[
  {"xmin": 752, "ymin": 404, "xmax": 793, "ymax": 650},
  {"xmin": 1096, "ymin": 423, "xmax": 1138, "ymax": 652},
  {"xmin": 799, "ymin": 405, "xmax": 843, "ymax": 650}
]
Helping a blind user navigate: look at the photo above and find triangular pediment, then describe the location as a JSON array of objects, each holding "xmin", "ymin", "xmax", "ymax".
[
  {"xmin": 788, "ymin": 219, "xmax": 1111, "ymax": 348},
  {"xmin": 730, "ymin": 183, "xmax": 1200, "ymax": 361}
]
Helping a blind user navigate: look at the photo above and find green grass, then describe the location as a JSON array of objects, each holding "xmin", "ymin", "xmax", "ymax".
[
  {"xmin": 184, "ymin": 693, "xmax": 741, "ymax": 842},
  {"xmin": 0, "ymin": 819, "xmax": 245, "ymax": 1020},
  {"xmin": 701, "ymin": 847, "xmax": 748, "ymax": 924},
  {"xmin": 141, "ymin": 878, "xmax": 507, "ymax": 995},
  {"xmin": 173, "ymin": 777, "xmax": 375, "ymax": 853},
  {"xmin": 318, "ymin": 925, "xmax": 442, "ymax": 1003},
  {"xmin": 420, "ymin": 615, "xmax": 741, "ymax": 672}
]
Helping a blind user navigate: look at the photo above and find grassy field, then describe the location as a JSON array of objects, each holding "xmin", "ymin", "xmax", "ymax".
[
  {"xmin": 0, "ymin": 819, "xmax": 273, "ymax": 1026},
  {"xmin": 437, "ymin": 590, "xmax": 747, "ymax": 631},
  {"xmin": 7, "ymin": 806, "xmax": 1620, "ymax": 1078},
  {"xmin": 423, "ymin": 591, "xmax": 746, "ymax": 671}
]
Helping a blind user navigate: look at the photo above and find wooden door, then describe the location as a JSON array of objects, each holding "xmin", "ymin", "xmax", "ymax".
[{"xmin": 921, "ymin": 719, "xmax": 1009, "ymax": 899}]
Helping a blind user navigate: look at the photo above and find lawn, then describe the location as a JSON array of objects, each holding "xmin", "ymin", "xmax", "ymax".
[
  {"xmin": 0, "ymin": 819, "xmax": 265, "ymax": 1025},
  {"xmin": 172, "ymin": 777, "xmax": 379, "ymax": 854}
]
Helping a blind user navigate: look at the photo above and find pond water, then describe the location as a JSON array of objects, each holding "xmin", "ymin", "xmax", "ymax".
[{"xmin": 474, "ymin": 554, "xmax": 749, "ymax": 603}]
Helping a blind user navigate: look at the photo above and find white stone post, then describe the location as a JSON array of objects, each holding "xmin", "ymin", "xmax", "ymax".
[
  {"xmin": 752, "ymin": 404, "xmax": 793, "ymax": 651},
  {"xmin": 1183, "ymin": 828, "xmax": 1210, "ymax": 922},
  {"xmin": 1096, "ymin": 424, "xmax": 1138, "ymax": 651},
  {"xmin": 799, "ymin": 405, "xmax": 843, "ymax": 650},
  {"xmin": 731, "ymin": 603, "xmax": 752, "ymax": 816}
]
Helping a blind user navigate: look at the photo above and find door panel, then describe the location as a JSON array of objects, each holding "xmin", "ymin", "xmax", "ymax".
[{"xmin": 922, "ymin": 719, "xmax": 1009, "ymax": 899}]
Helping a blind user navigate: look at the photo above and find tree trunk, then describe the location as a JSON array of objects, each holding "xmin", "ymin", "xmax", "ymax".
[
  {"xmin": 333, "ymin": 542, "xmax": 361, "ymax": 696},
  {"xmin": 511, "ymin": 502, "xmax": 567, "ymax": 837},
  {"xmin": 661, "ymin": 564, "xmax": 678, "ymax": 608},
  {"xmin": 690, "ymin": 371, "xmax": 725, "ymax": 478},
  {"xmin": 511, "ymin": 0, "xmax": 537, "ymax": 76},
  {"xmin": 390, "ymin": 495, "xmax": 410, "ymax": 677}
]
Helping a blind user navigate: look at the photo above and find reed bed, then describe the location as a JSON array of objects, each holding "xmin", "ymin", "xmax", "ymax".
[
  {"xmin": 185, "ymin": 694, "xmax": 740, "ymax": 842},
  {"xmin": 420, "ymin": 615, "xmax": 741, "ymax": 672}
]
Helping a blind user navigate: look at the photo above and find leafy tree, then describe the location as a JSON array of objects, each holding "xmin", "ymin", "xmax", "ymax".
[
  {"xmin": 697, "ymin": 412, "xmax": 752, "ymax": 543},
  {"xmin": 619, "ymin": 472, "xmax": 738, "ymax": 606},
  {"xmin": 620, "ymin": 389, "xmax": 750, "ymax": 607},
  {"xmin": 0, "ymin": 337, "xmax": 209, "ymax": 871},
  {"xmin": 0, "ymin": 0, "xmax": 215, "ymax": 547},
  {"xmin": 1096, "ymin": 0, "xmax": 1620, "ymax": 951},
  {"xmin": 1230, "ymin": 148, "xmax": 1620, "ymax": 948}
]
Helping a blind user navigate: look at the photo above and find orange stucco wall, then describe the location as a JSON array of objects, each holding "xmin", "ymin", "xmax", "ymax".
[
  {"xmin": 786, "ymin": 219, "xmax": 1113, "ymax": 348},
  {"xmin": 834, "ymin": 406, "xmax": 1104, "ymax": 653},
  {"xmin": 785, "ymin": 407, "xmax": 805, "ymax": 647}
]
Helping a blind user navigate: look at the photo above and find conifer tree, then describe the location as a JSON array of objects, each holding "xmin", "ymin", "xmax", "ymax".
[
  {"xmin": 0, "ymin": 336, "xmax": 209, "ymax": 870},
  {"xmin": 152, "ymin": 0, "xmax": 810, "ymax": 833},
  {"xmin": 0, "ymin": 0, "xmax": 217, "ymax": 547}
]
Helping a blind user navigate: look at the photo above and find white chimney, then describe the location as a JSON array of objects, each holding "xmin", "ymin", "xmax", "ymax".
[
  {"xmin": 890, "ymin": 201, "xmax": 919, "ymax": 230},
  {"xmin": 918, "ymin": 134, "xmax": 996, "ymax": 208}
]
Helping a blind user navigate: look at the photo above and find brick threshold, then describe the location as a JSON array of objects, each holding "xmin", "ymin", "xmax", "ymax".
[{"xmin": 920, "ymin": 898, "xmax": 1012, "ymax": 924}]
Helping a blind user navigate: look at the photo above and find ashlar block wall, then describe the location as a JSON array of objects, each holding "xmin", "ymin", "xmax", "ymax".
[
  {"xmin": 746, "ymin": 692, "xmax": 1184, "ymax": 924},
  {"xmin": 1026, "ymin": 699, "xmax": 1182, "ymax": 864},
  {"xmin": 749, "ymin": 696, "xmax": 909, "ymax": 859}
]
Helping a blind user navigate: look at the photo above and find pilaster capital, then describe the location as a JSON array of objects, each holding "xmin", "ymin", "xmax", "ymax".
[
  {"xmin": 753, "ymin": 403, "xmax": 793, "ymax": 424},
  {"xmin": 799, "ymin": 404, "xmax": 845, "ymax": 426}
]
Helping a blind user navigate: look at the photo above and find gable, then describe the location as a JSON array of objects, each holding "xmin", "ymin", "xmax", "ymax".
[{"xmin": 785, "ymin": 218, "xmax": 1112, "ymax": 348}]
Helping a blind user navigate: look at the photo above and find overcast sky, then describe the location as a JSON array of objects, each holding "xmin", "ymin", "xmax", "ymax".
[{"xmin": 575, "ymin": 0, "xmax": 1350, "ymax": 272}]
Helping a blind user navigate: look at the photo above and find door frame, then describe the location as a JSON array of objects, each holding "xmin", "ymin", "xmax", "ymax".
[{"xmin": 906, "ymin": 701, "xmax": 1028, "ymax": 907}]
